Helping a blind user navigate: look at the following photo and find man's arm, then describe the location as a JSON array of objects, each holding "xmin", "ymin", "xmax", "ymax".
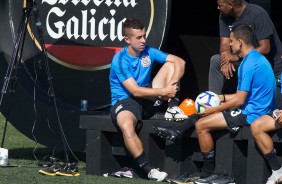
[
  {"xmin": 256, "ymin": 39, "xmax": 270, "ymax": 55},
  {"xmin": 200, "ymin": 90, "xmax": 248, "ymax": 116},
  {"xmin": 122, "ymin": 77, "xmax": 178, "ymax": 99},
  {"xmin": 220, "ymin": 37, "xmax": 270, "ymax": 79},
  {"xmin": 121, "ymin": 53, "xmax": 185, "ymax": 99},
  {"xmin": 220, "ymin": 37, "xmax": 271, "ymax": 64},
  {"xmin": 219, "ymin": 37, "xmax": 239, "ymax": 79}
]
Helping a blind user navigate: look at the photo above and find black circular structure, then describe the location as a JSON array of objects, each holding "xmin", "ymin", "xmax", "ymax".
[{"xmin": 0, "ymin": 0, "xmax": 171, "ymax": 151}]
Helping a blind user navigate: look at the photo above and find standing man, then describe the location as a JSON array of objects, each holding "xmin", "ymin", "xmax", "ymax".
[
  {"xmin": 155, "ymin": 24, "xmax": 276, "ymax": 183},
  {"xmin": 209, "ymin": 0, "xmax": 282, "ymax": 107},
  {"xmin": 109, "ymin": 17, "xmax": 187, "ymax": 181}
]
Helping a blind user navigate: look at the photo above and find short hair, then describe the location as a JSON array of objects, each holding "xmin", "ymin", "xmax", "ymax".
[
  {"xmin": 231, "ymin": 24, "xmax": 254, "ymax": 45},
  {"xmin": 123, "ymin": 18, "xmax": 145, "ymax": 36},
  {"xmin": 224, "ymin": 0, "xmax": 243, "ymax": 5}
]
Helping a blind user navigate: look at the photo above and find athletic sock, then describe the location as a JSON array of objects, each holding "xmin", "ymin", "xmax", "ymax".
[
  {"xmin": 135, "ymin": 152, "xmax": 153, "ymax": 174},
  {"xmin": 170, "ymin": 114, "xmax": 200, "ymax": 134},
  {"xmin": 168, "ymin": 91, "xmax": 180, "ymax": 108},
  {"xmin": 201, "ymin": 151, "xmax": 215, "ymax": 174},
  {"xmin": 264, "ymin": 149, "xmax": 282, "ymax": 171}
]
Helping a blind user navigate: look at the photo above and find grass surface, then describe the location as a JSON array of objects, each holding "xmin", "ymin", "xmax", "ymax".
[{"xmin": 0, "ymin": 113, "xmax": 157, "ymax": 184}]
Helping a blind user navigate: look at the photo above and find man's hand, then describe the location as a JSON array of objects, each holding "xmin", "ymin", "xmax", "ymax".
[
  {"xmin": 221, "ymin": 63, "xmax": 236, "ymax": 79},
  {"xmin": 198, "ymin": 104, "xmax": 217, "ymax": 117},
  {"xmin": 165, "ymin": 80, "xmax": 179, "ymax": 97},
  {"xmin": 160, "ymin": 81, "xmax": 178, "ymax": 101},
  {"xmin": 220, "ymin": 51, "xmax": 239, "ymax": 79},
  {"xmin": 220, "ymin": 51, "xmax": 236, "ymax": 65}
]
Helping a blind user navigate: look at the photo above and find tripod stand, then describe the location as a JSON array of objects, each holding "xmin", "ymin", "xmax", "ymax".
[{"xmin": 0, "ymin": 0, "xmax": 70, "ymax": 163}]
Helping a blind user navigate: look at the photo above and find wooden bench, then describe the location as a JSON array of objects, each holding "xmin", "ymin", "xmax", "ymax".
[{"xmin": 79, "ymin": 114, "xmax": 282, "ymax": 183}]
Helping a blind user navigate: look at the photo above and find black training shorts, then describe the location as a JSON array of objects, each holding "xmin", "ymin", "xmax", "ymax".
[
  {"xmin": 110, "ymin": 97, "xmax": 162, "ymax": 124},
  {"xmin": 222, "ymin": 108, "xmax": 249, "ymax": 133}
]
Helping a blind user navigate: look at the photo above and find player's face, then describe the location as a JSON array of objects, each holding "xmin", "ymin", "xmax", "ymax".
[
  {"xmin": 124, "ymin": 28, "xmax": 146, "ymax": 56},
  {"xmin": 217, "ymin": 0, "xmax": 233, "ymax": 16},
  {"xmin": 230, "ymin": 32, "xmax": 241, "ymax": 54}
]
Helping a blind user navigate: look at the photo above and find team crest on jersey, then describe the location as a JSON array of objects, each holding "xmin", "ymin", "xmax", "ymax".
[{"xmin": 141, "ymin": 56, "xmax": 151, "ymax": 67}]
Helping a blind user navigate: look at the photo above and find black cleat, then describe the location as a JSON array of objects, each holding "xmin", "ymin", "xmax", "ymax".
[{"xmin": 153, "ymin": 125, "xmax": 182, "ymax": 144}]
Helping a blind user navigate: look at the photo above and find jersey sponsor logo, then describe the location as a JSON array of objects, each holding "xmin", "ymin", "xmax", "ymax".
[{"xmin": 141, "ymin": 55, "xmax": 151, "ymax": 67}]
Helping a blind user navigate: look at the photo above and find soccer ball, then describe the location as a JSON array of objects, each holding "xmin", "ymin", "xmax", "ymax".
[
  {"xmin": 179, "ymin": 98, "xmax": 197, "ymax": 116},
  {"xmin": 195, "ymin": 91, "xmax": 221, "ymax": 113}
]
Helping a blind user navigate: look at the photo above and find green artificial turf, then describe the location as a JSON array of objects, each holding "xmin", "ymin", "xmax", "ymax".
[{"xmin": 0, "ymin": 113, "xmax": 157, "ymax": 184}]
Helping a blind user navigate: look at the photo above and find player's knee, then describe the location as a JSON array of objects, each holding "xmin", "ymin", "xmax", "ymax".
[
  {"xmin": 210, "ymin": 54, "xmax": 220, "ymax": 68},
  {"xmin": 195, "ymin": 120, "xmax": 207, "ymax": 134},
  {"xmin": 121, "ymin": 127, "xmax": 136, "ymax": 140},
  {"xmin": 250, "ymin": 120, "xmax": 263, "ymax": 137},
  {"xmin": 163, "ymin": 60, "xmax": 174, "ymax": 70}
]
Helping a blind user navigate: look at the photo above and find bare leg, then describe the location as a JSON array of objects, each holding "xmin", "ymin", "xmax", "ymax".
[
  {"xmin": 117, "ymin": 110, "xmax": 143, "ymax": 158},
  {"xmin": 152, "ymin": 62, "xmax": 174, "ymax": 89},
  {"xmin": 251, "ymin": 115, "xmax": 282, "ymax": 154},
  {"xmin": 195, "ymin": 112, "xmax": 228, "ymax": 152}
]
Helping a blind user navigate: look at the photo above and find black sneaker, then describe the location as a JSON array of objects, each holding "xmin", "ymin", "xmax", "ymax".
[
  {"xmin": 210, "ymin": 172, "xmax": 235, "ymax": 184},
  {"xmin": 39, "ymin": 162, "xmax": 64, "ymax": 176},
  {"xmin": 167, "ymin": 172, "xmax": 201, "ymax": 183},
  {"xmin": 56, "ymin": 162, "xmax": 80, "ymax": 176},
  {"xmin": 194, "ymin": 173, "xmax": 220, "ymax": 184},
  {"xmin": 153, "ymin": 125, "xmax": 182, "ymax": 144}
]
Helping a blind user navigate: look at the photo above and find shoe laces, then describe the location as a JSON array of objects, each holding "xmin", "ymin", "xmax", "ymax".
[{"xmin": 168, "ymin": 106, "xmax": 184, "ymax": 114}]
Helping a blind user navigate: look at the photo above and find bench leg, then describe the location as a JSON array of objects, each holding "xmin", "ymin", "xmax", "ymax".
[
  {"xmin": 86, "ymin": 129, "xmax": 102, "ymax": 175},
  {"xmin": 216, "ymin": 139, "xmax": 247, "ymax": 184},
  {"xmin": 246, "ymin": 140, "xmax": 270, "ymax": 184},
  {"xmin": 164, "ymin": 141, "xmax": 182, "ymax": 178}
]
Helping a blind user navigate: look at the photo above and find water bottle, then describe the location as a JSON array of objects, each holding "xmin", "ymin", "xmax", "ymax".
[
  {"xmin": 80, "ymin": 100, "xmax": 88, "ymax": 111},
  {"xmin": 0, "ymin": 148, "xmax": 8, "ymax": 166},
  {"xmin": 273, "ymin": 109, "xmax": 280, "ymax": 119}
]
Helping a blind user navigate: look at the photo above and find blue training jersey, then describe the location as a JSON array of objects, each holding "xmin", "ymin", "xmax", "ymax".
[
  {"xmin": 109, "ymin": 46, "xmax": 168, "ymax": 105},
  {"xmin": 238, "ymin": 49, "xmax": 276, "ymax": 124}
]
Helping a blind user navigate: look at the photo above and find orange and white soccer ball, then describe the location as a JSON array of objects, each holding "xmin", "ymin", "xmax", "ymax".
[{"xmin": 179, "ymin": 98, "xmax": 197, "ymax": 116}]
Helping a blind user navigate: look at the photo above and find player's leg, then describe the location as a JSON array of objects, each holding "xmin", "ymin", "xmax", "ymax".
[
  {"xmin": 152, "ymin": 62, "xmax": 187, "ymax": 121},
  {"xmin": 251, "ymin": 114, "xmax": 282, "ymax": 184},
  {"xmin": 194, "ymin": 109, "xmax": 243, "ymax": 184},
  {"xmin": 116, "ymin": 110, "xmax": 142, "ymax": 157},
  {"xmin": 111, "ymin": 98, "xmax": 168, "ymax": 181},
  {"xmin": 209, "ymin": 54, "xmax": 223, "ymax": 94},
  {"xmin": 196, "ymin": 113, "xmax": 227, "ymax": 152}
]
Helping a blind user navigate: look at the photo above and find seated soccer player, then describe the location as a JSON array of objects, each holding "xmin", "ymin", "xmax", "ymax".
[
  {"xmin": 251, "ymin": 109, "xmax": 282, "ymax": 184},
  {"xmin": 155, "ymin": 24, "xmax": 276, "ymax": 183},
  {"xmin": 109, "ymin": 17, "xmax": 187, "ymax": 181}
]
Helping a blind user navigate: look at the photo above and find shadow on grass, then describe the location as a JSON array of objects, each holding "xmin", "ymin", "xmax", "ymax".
[{"xmin": 8, "ymin": 147, "xmax": 86, "ymax": 163}]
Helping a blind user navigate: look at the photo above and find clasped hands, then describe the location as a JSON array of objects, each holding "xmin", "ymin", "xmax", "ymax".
[{"xmin": 220, "ymin": 51, "xmax": 237, "ymax": 79}]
